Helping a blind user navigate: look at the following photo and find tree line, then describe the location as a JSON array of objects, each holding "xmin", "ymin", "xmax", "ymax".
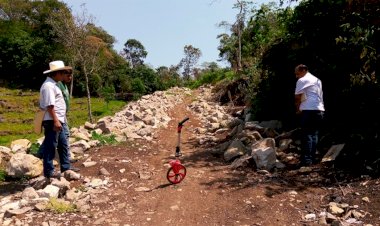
[
  {"xmin": 0, "ymin": 0, "xmax": 212, "ymax": 96},
  {"xmin": 1, "ymin": 0, "xmax": 227, "ymax": 121}
]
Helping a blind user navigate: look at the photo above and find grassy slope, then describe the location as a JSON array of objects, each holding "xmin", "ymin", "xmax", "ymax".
[{"xmin": 0, "ymin": 87, "xmax": 126, "ymax": 146}]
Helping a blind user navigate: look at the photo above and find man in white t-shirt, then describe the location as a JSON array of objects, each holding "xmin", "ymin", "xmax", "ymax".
[
  {"xmin": 294, "ymin": 64, "xmax": 325, "ymax": 166},
  {"xmin": 39, "ymin": 61, "xmax": 72, "ymax": 178}
]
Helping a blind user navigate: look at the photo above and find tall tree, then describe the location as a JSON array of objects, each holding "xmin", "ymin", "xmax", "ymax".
[
  {"xmin": 122, "ymin": 39, "xmax": 147, "ymax": 68},
  {"xmin": 179, "ymin": 45, "xmax": 202, "ymax": 80},
  {"xmin": 234, "ymin": 0, "xmax": 248, "ymax": 71},
  {"xmin": 48, "ymin": 5, "xmax": 112, "ymax": 122},
  {"xmin": 217, "ymin": 0, "xmax": 251, "ymax": 71}
]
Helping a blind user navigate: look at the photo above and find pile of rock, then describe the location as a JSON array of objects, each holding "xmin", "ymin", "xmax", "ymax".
[{"xmin": 187, "ymin": 85, "xmax": 290, "ymax": 171}]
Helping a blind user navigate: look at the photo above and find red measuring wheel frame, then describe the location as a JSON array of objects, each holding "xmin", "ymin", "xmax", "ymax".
[{"xmin": 166, "ymin": 117, "xmax": 189, "ymax": 184}]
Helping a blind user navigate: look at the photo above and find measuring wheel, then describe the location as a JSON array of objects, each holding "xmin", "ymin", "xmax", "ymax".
[
  {"xmin": 166, "ymin": 117, "xmax": 189, "ymax": 184},
  {"xmin": 166, "ymin": 161, "xmax": 187, "ymax": 184}
]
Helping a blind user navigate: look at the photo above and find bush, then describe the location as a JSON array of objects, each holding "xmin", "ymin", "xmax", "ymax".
[
  {"xmin": 188, "ymin": 69, "xmax": 235, "ymax": 89},
  {"xmin": 0, "ymin": 168, "xmax": 7, "ymax": 182},
  {"xmin": 29, "ymin": 143, "xmax": 40, "ymax": 156},
  {"xmin": 131, "ymin": 77, "xmax": 146, "ymax": 95},
  {"xmin": 91, "ymin": 131, "xmax": 118, "ymax": 145},
  {"xmin": 46, "ymin": 198, "xmax": 76, "ymax": 213}
]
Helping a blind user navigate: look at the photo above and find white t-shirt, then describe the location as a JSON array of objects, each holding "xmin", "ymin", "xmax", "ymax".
[
  {"xmin": 39, "ymin": 77, "xmax": 67, "ymax": 123},
  {"xmin": 295, "ymin": 72, "xmax": 325, "ymax": 111}
]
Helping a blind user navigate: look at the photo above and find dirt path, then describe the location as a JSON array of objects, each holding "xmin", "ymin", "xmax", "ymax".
[
  {"xmin": 62, "ymin": 92, "xmax": 305, "ymax": 226},
  {"xmin": 28, "ymin": 90, "xmax": 380, "ymax": 226}
]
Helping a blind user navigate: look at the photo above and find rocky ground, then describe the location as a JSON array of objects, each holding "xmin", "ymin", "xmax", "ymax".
[{"xmin": 0, "ymin": 86, "xmax": 380, "ymax": 226}]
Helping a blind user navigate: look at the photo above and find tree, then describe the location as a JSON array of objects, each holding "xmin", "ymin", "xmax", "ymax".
[
  {"xmin": 217, "ymin": 0, "xmax": 251, "ymax": 72},
  {"xmin": 80, "ymin": 35, "xmax": 111, "ymax": 122},
  {"xmin": 201, "ymin": 62, "xmax": 220, "ymax": 72},
  {"xmin": 156, "ymin": 65, "xmax": 181, "ymax": 89},
  {"xmin": 179, "ymin": 45, "xmax": 202, "ymax": 80},
  {"xmin": 48, "ymin": 5, "xmax": 113, "ymax": 122},
  {"xmin": 47, "ymin": 4, "xmax": 84, "ymax": 96},
  {"xmin": 0, "ymin": 0, "xmax": 68, "ymax": 88},
  {"xmin": 128, "ymin": 65, "xmax": 159, "ymax": 94},
  {"xmin": 98, "ymin": 85, "xmax": 115, "ymax": 109},
  {"xmin": 217, "ymin": 33, "xmax": 238, "ymax": 69},
  {"xmin": 122, "ymin": 39, "xmax": 147, "ymax": 68}
]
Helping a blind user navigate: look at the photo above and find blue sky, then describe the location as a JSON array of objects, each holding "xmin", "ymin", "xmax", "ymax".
[{"xmin": 61, "ymin": 0, "xmax": 273, "ymax": 68}]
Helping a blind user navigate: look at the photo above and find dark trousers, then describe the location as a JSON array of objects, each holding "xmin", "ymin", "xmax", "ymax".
[
  {"xmin": 39, "ymin": 120, "xmax": 70, "ymax": 177},
  {"xmin": 300, "ymin": 110, "xmax": 324, "ymax": 164}
]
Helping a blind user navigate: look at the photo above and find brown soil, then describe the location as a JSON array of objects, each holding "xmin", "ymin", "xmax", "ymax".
[{"xmin": 3, "ymin": 91, "xmax": 380, "ymax": 225}]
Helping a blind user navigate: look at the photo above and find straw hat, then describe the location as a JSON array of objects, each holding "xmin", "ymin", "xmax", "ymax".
[{"xmin": 43, "ymin": 60, "xmax": 72, "ymax": 74}]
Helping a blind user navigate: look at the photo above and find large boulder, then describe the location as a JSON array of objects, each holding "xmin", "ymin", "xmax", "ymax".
[
  {"xmin": 10, "ymin": 139, "xmax": 31, "ymax": 153},
  {"xmin": 6, "ymin": 153, "xmax": 43, "ymax": 178},
  {"xmin": 251, "ymin": 138, "xmax": 277, "ymax": 171}
]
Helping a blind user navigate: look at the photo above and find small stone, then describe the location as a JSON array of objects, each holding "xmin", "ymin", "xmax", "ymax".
[{"xmin": 362, "ymin": 197, "xmax": 370, "ymax": 203}]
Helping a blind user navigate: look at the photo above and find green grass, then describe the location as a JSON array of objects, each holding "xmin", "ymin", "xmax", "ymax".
[
  {"xmin": 91, "ymin": 131, "xmax": 118, "ymax": 145},
  {"xmin": 0, "ymin": 87, "xmax": 127, "ymax": 146},
  {"xmin": 0, "ymin": 168, "xmax": 6, "ymax": 182},
  {"xmin": 68, "ymin": 98, "xmax": 126, "ymax": 128},
  {"xmin": 46, "ymin": 198, "xmax": 77, "ymax": 213}
]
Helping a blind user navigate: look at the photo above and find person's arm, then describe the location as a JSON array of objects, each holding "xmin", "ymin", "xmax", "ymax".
[
  {"xmin": 295, "ymin": 93, "xmax": 303, "ymax": 114},
  {"xmin": 47, "ymin": 105, "xmax": 62, "ymax": 131}
]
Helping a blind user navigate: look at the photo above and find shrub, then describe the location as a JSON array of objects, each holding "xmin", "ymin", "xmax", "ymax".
[
  {"xmin": 0, "ymin": 168, "xmax": 7, "ymax": 182},
  {"xmin": 46, "ymin": 198, "xmax": 76, "ymax": 213},
  {"xmin": 91, "ymin": 131, "xmax": 118, "ymax": 145}
]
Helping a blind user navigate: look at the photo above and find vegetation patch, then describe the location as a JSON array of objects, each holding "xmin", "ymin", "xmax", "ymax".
[
  {"xmin": 46, "ymin": 198, "xmax": 77, "ymax": 213},
  {"xmin": 0, "ymin": 168, "xmax": 7, "ymax": 182},
  {"xmin": 29, "ymin": 143, "xmax": 40, "ymax": 156},
  {"xmin": 0, "ymin": 87, "xmax": 126, "ymax": 146},
  {"xmin": 91, "ymin": 132, "xmax": 118, "ymax": 145}
]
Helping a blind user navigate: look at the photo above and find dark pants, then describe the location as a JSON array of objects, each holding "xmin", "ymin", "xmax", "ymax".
[
  {"xmin": 39, "ymin": 120, "xmax": 70, "ymax": 177},
  {"xmin": 300, "ymin": 110, "xmax": 324, "ymax": 164},
  {"xmin": 37, "ymin": 123, "xmax": 71, "ymax": 158}
]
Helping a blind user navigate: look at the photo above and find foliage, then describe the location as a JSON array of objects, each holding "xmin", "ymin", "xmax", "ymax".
[
  {"xmin": 122, "ymin": 39, "xmax": 147, "ymax": 68},
  {"xmin": 46, "ymin": 198, "xmax": 76, "ymax": 213},
  {"xmin": 130, "ymin": 77, "xmax": 146, "ymax": 97},
  {"xmin": 29, "ymin": 143, "xmax": 40, "ymax": 156},
  {"xmin": 98, "ymin": 85, "xmax": 115, "ymax": 108},
  {"xmin": 128, "ymin": 65, "xmax": 161, "ymax": 94},
  {"xmin": 179, "ymin": 45, "xmax": 202, "ymax": 80},
  {"xmin": 0, "ymin": 0, "xmax": 184, "ymax": 107},
  {"xmin": 156, "ymin": 65, "xmax": 182, "ymax": 89},
  {"xmin": 0, "ymin": 0, "xmax": 66, "ymax": 88},
  {"xmin": 218, "ymin": 2, "xmax": 291, "ymax": 71},
  {"xmin": 215, "ymin": 0, "xmax": 379, "ymax": 142},
  {"xmin": 0, "ymin": 168, "xmax": 6, "ymax": 182},
  {"xmin": 91, "ymin": 131, "xmax": 117, "ymax": 145},
  {"xmin": 188, "ymin": 68, "xmax": 235, "ymax": 89},
  {"xmin": 242, "ymin": 2, "xmax": 292, "ymax": 67},
  {"xmin": 251, "ymin": 0, "xmax": 380, "ymax": 131}
]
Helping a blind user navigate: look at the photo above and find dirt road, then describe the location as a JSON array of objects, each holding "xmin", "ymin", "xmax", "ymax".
[{"xmin": 22, "ymin": 89, "xmax": 380, "ymax": 226}]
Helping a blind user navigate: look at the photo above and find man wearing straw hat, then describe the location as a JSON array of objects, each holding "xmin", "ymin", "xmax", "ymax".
[{"xmin": 38, "ymin": 60, "xmax": 72, "ymax": 179}]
